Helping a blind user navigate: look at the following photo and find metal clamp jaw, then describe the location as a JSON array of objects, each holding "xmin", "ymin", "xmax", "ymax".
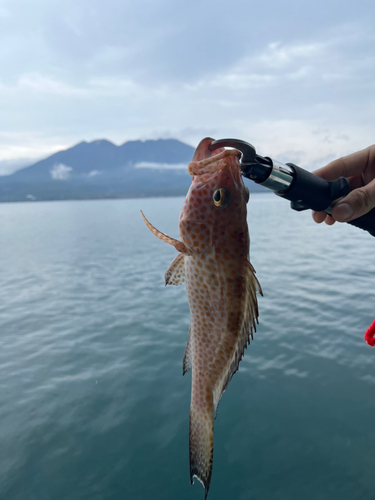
[{"xmin": 209, "ymin": 138, "xmax": 294, "ymax": 192}]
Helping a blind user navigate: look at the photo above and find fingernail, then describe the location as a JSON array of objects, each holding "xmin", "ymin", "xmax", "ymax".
[{"xmin": 334, "ymin": 203, "xmax": 353, "ymax": 221}]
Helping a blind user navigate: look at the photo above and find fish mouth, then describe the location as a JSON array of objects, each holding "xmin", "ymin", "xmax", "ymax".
[
  {"xmin": 191, "ymin": 138, "xmax": 222, "ymax": 162},
  {"xmin": 188, "ymin": 137, "xmax": 241, "ymax": 176}
]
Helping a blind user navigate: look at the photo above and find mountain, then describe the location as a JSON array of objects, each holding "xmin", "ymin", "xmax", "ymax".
[{"xmin": 0, "ymin": 138, "xmax": 266, "ymax": 202}]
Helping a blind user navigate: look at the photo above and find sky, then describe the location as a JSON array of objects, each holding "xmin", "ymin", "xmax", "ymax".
[{"xmin": 1, "ymin": 0, "xmax": 375, "ymax": 174}]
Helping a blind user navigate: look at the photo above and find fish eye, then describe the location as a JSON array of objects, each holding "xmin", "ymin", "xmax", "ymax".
[
  {"xmin": 213, "ymin": 188, "xmax": 230, "ymax": 207},
  {"xmin": 243, "ymin": 186, "xmax": 250, "ymax": 204}
]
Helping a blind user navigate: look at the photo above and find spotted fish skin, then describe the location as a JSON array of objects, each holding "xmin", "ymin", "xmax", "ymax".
[{"xmin": 141, "ymin": 137, "xmax": 262, "ymax": 498}]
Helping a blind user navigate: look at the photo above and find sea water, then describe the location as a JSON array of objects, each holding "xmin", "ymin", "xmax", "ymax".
[{"xmin": 0, "ymin": 194, "xmax": 374, "ymax": 500}]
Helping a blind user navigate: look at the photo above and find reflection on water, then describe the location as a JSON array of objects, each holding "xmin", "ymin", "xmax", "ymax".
[{"xmin": 0, "ymin": 195, "xmax": 374, "ymax": 500}]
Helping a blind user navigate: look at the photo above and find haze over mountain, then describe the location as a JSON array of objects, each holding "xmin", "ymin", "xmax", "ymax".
[{"xmin": 0, "ymin": 138, "xmax": 265, "ymax": 202}]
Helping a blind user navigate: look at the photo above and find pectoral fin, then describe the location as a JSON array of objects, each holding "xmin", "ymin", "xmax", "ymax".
[
  {"xmin": 165, "ymin": 253, "xmax": 185, "ymax": 286},
  {"xmin": 141, "ymin": 211, "xmax": 190, "ymax": 254}
]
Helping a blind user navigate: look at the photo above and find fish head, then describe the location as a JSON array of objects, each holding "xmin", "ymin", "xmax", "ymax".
[{"xmin": 179, "ymin": 138, "xmax": 250, "ymax": 256}]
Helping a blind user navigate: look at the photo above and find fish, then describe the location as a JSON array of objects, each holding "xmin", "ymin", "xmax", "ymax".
[{"xmin": 141, "ymin": 137, "xmax": 262, "ymax": 497}]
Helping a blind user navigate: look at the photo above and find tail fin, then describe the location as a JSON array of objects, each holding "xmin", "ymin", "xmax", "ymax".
[{"xmin": 189, "ymin": 398, "xmax": 214, "ymax": 498}]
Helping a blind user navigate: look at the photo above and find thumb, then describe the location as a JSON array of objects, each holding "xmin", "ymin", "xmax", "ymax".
[{"xmin": 331, "ymin": 179, "xmax": 375, "ymax": 222}]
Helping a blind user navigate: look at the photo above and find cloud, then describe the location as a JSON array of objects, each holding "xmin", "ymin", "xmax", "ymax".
[
  {"xmin": 1, "ymin": 0, "xmax": 375, "ymax": 166},
  {"xmin": 0, "ymin": 158, "xmax": 34, "ymax": 176},
  {"xmin": 50, "ymin": 163, "xmax": 72, "ymax": 180},
  {"xmin": 0, "ymin": 6, "xmax": 9, "ymax": 17},
  {"xmin": 0, "ymin": 131, "xmax": 70, "ymax": 162},
  {"xmin": 0, "ymin": 74, "xmax": 139, "ymax": 100},
  {"xmin": 17, "ymin": 74, "xmax": 86, "ymax": 96},
  {"xmin": 258, "ymin": 41, "xmax": 324, "ymax": 68},
  {"xmin": 135, "ymin": 161, "xmax": 187, "ymax": 170}
]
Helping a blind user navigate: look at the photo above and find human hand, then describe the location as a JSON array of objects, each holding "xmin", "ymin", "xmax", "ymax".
[{"xmin": 312, "ymin": 146, "xmax": 375, "ymax": 225}]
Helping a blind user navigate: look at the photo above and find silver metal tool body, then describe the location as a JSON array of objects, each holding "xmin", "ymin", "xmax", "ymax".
[{"xmin": 259, "ymin": 160, "xmax": 294, "ymax": 192}]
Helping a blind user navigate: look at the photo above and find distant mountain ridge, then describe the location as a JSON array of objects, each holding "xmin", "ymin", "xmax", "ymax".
[
  {"xmin": 0, "ymin": 138, "xmax": 265, "ymax": 202},
  {"xmin": 9, "ymin": 138, "xmax": 195, "ymax": 181}
]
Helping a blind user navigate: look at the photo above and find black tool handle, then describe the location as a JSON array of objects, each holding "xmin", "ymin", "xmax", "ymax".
[
  {"xmin": 346, "ymin": 209, "xmax": 375, "ymax": 237},
  {"xmin": 278, "ymin": 163, "xmax": 375, "ymax": 237}
]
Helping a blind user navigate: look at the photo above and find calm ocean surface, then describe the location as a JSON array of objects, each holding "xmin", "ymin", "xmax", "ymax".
[{"xmin": 1, "ymin": 194, "xmax": 375, "ymax": 500}]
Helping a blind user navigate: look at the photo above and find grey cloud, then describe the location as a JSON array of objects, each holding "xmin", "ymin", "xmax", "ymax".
[
  {"xmin": 50, "ymin": 163, "xmax": 73, "ymax": 180},
  {"xmin": 2, "ymin": 0, "xmax": 373, "ymax": 85},
  {"xmin": 88, "ymin": 170, "xmax": 102, "ymax": 177},
  {"xmin": 0, "ymin": 158, "xmax": 34, "ymax": 176},
  {"xmin": 135, "ymin": 162, "xmax": 187, "ymax": 170},
  {"xmin": 1, "ymin": 0, "xmax": 375, "ymax": 166}
]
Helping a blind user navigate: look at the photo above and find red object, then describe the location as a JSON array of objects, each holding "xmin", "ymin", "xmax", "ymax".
[{"xmin": 364, "ymin": 319, "xmax": 375, "ymax": 346}]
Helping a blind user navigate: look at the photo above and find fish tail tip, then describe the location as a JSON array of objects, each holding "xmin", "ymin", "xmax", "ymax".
[
  {"xmin": 189, "ymin": 404, "xmax": 213, "ymax": 497},
  {"xmin": 189, "ymin": 469, "xmax": 211, "ymax": 498}
]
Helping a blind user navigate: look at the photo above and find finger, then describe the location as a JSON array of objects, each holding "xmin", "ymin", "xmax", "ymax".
[
  {"xmin": 313, "ymin": 145, "xmax": 375, "ymax": 181},
  {"xmin": 331, "ymin": 178, "xmax": 375, "ymax": 222},
  {"xmin": 312, "ymin": 210, "xmax": 326, "ymax": 223},
  {"xmin": 312, "ymin": 211, "xmax": 336, "ymax": 225},
  {"xmin": 324, "ymin": 215, "xmax": 336, "ymax": 226},
  {"xmin": 347, "ymin": 174, "xmax": 365, "ymax": 191}
]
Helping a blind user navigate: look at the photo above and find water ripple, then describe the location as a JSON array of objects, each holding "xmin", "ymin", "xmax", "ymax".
[{"xmin": 1, "ymin": 196, "xmax": 375, "ymax": 500}]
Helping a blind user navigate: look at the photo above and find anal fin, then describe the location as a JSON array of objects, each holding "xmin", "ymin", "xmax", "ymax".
[{"xmin": 165, "ymin": 253, "xmax": 185, "ymax": 286}]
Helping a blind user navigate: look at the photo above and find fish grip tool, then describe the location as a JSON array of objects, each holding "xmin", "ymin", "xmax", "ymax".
[{"xmin": 209, "ymin": 139, "xmax": 375, "ymax": 237}]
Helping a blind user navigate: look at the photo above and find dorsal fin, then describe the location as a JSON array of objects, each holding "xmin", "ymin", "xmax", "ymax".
[{"xmin": 212, "ymin": 261, "xmax": 261, "ymax": 417}]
